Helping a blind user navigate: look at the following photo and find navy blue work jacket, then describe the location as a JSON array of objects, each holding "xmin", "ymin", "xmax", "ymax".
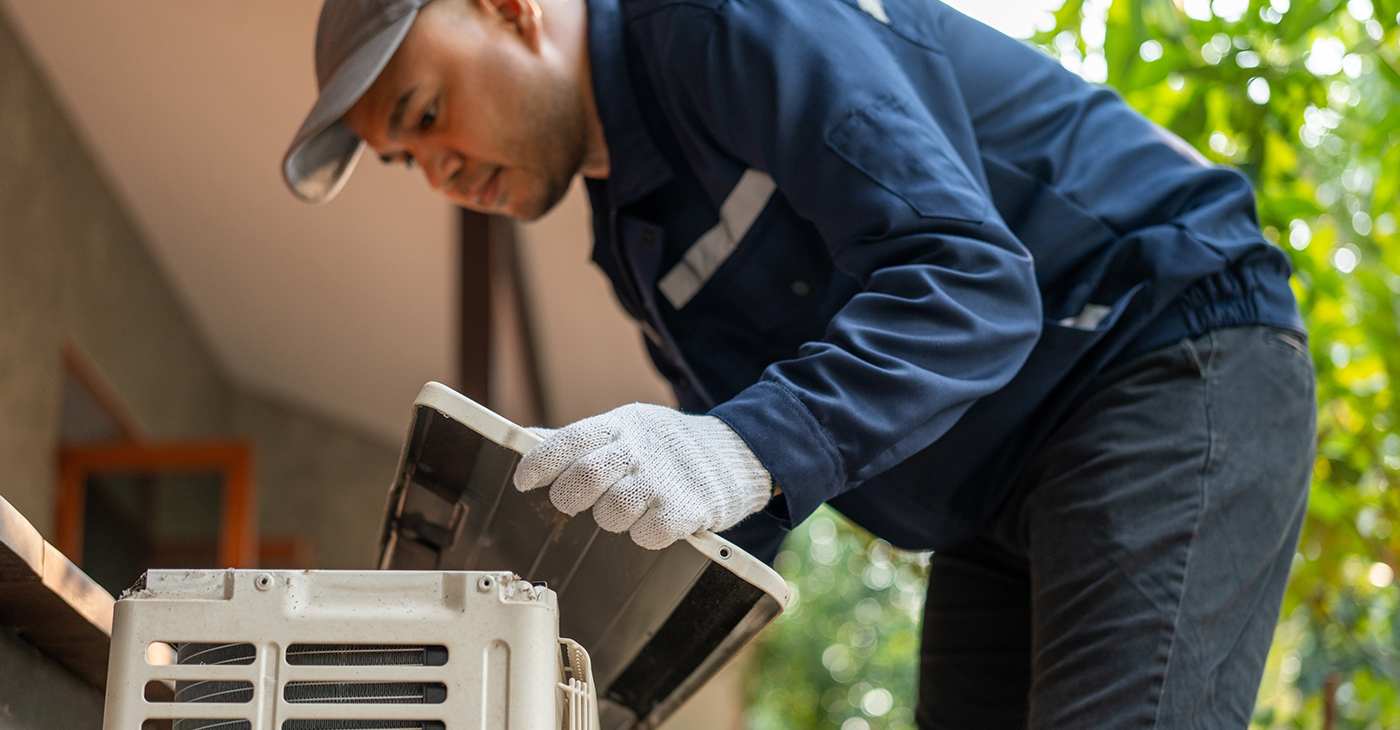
[{"xmin": 583, "ymin": 0, "xmax": 1303, "ymax": 556}]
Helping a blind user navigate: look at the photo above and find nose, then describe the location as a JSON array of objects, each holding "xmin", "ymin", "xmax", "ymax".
[{"xmin": 420, "ymin": 145, "xmax": 464, "ymax": 193}]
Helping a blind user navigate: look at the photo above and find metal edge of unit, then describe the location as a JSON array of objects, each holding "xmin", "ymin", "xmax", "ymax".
[
  {"xmin": 414, "ymin": 382, "xmax": 543, "ymax": 455},
  {"xmin": 376, "ymin": 397, "xmax": 425, "ymax": 569},
  {"xmin": 683, "ymin": 532, "xmax": 790, "ymax": 608}
]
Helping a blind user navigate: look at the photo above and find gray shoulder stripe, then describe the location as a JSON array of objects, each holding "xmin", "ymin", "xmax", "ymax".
[{"xmin": 657, "ymin": 169, "xmax": 777, "ymax": 309}]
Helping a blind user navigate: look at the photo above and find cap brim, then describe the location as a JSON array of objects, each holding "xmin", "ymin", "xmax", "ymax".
[{"xmin": 282, "ymin": 8, "xmax": 420, "ymax": 204}]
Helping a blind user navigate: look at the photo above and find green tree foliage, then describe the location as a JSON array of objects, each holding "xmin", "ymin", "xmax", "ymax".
[
  {"xmin": 746, "ymin": 1, "xmax": 1400, "ymax": 726},
  {"xmin": 1034, "ymin": 1, "xmax": 1400, "ymax": 725},
  {"xmin": 747, "ymin": 507, "xmax": 929, "ymax": 730}
]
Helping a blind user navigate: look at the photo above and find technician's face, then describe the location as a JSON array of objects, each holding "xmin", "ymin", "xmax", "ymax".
[{"xmin": 343, "ymin": 0, "xmax": 586, "ymax": 220}]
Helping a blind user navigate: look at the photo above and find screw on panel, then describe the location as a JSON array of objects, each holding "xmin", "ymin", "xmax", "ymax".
[
  {"xmin": 718, "ymin": 547, "xmax": 732, "ymax": 560},
  {"xmin": 254, "ymin": 574, "xmax": 274, "ymax": 591},
  {"xmin": 477, "ymin": 575, "xmax": 495, "ymax": 593}
]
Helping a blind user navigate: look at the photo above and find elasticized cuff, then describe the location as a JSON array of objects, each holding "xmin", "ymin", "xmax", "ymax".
[{"xmin": 710, "ymin": 381, "xmax": 846, "ymax": 529}]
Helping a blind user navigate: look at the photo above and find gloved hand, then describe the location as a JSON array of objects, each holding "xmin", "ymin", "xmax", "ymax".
[
  {"xmin": 525, "ymin": 426, "xmax": 556, "ymax": 441},
  {"xmin": 513, "ymin": 403, "xmax": 773, "ymax": 549}
]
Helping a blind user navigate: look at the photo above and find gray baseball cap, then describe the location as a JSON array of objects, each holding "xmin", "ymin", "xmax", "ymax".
[{"xmin": 283, "ymin": 0, "xmax": 434, "ymax": 203}]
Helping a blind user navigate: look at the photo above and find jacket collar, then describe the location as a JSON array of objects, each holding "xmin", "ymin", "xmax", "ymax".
[{"xmin": 586, "ymin": 0, "xmax": 673, "ymax": 208}]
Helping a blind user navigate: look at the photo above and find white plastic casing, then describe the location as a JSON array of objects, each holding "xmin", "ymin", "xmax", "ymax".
[{"xmin": 103, "ymin": 569, "xmax": 598, "ymax": 730}]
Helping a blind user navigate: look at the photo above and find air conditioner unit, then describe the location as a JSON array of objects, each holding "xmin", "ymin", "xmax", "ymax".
[
  {"xmin": 103, "ymin": 568, "xmax": 598, "ymax": 730},
  {"xmin": 102, "ymin": 382, "xmax": 788, "ymax": 730}
]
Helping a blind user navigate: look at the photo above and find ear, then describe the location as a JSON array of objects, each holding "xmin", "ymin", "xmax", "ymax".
[{"xmin": 478, "ymin": 0, "xmax": 543, "ymax": 51}]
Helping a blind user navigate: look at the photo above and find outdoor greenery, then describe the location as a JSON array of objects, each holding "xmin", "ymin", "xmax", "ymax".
[
  {"xmin": 745, "ymin": 0, "xmax": 1400, "ymax": 727},
  {"xmin": 746, "ymin": 507, "xmax": 929, "ymax": 730}
]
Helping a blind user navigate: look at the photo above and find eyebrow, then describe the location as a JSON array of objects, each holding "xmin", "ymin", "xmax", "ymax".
[{"xmin": 387, "ymin": 86, "xmax": 417, "ymax": 140}]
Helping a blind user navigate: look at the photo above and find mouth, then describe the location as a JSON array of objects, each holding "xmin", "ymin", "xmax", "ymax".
[{"xmin": 473, "ymin": 167, "xmax": 503, "ymax": 210}]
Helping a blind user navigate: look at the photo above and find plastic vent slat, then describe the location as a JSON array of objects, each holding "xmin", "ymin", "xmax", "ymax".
[
  {"xmin": 171, "ymin": 720, "xmax": 252, "ymax": 730},
  {"xmin": 177, "ymin": 644, "xmax": 256, "ymax": 666},
  {"xmin": 278, "ymin": 717, "xmax": 442, "ymax": 722},
  {"xmin": 173, "ymin": 682, "xmax": 254, "ymax": 704},
  {"xmin": 283, "ymin": 682, "xmax": 446, "ymax": 705},
  {"xmin": 285, "ymin": 645, "xmax": 447, "ymax": 667}
]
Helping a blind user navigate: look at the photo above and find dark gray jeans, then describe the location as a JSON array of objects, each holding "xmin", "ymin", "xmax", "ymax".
[{"xmin": 917, "ymin": 326, "xmax": 1317, "ymax": 729}]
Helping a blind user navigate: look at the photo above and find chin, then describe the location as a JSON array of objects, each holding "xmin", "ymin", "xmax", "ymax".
[
  {"xmin": 445, "ymin": 170, "xmax": 571, "ymax": 221},
  {"xmin": 445, "ymin": 190, "xmax": 513, "ymax": 218},
  {"xmin": 509, "ymin": 197, "xmax": 552, "ymax": 222},
  {"xmin": 520, "ymin": 173, "xmax": 577, "ymax": 221},
  {"xmin": 495, "ymin": 182, "xmax": 558, "ymax": 222}
]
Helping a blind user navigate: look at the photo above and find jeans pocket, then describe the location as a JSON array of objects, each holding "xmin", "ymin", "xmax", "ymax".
[{"xmin": 1262, "ymin": 326, "xmax": 1309, "ymax": 359}]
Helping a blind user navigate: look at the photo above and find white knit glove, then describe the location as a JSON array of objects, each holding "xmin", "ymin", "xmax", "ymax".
[{"xmin": 513, "ymin": 404, "xmax": 773, "ymax": 549}]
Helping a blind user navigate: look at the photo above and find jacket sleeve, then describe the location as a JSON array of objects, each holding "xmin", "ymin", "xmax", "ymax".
[{"xmin": 639, "ymin": 0, "xmax": 1043, "ymax": 527}]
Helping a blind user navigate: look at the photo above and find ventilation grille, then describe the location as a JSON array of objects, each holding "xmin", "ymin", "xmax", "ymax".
[
  {"xmin": 152, "ymin": 643, "xmax": 451, "ymax": 730},
  {"xmin": 104, "ymin": 570, "xmax": 588, "ymax": 730},
  {"xmin": 282, "ymin": 682, "xmax": 447, "ymax": 705},
  {"xmin": 141, "ymin": 641, "xmax": 593, "ymax": 730},
  {"xmin": 558, "ymin": 639, "xmax": 597, "ymax": 730},
  {"xmin": 165, "ymin": 721, "xmax": 253, "ymax": 730},
  {"xmin": 280, "ymin": 717, "xmax": 442, "ymax": 722},
  {"xmin": 285, "ymin": 645, "xmax": 449, "ymax": 667}
]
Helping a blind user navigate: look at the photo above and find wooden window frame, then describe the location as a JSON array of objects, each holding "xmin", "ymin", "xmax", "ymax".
[{"xmin": 55, "ymin": 442, "xmax": 258, "ymax": 570}]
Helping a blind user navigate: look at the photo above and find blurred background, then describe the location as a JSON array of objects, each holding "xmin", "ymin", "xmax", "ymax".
[{"xmin": 1, "ymin": 0, "xmax": 1397, "ymax": 728}]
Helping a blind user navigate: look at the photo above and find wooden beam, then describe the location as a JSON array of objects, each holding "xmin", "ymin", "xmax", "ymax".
[
  {"xmin": 0, "ymin": 493, "xmax": 114, "ymax": 689},
  {"xmin": 493, "ymin": 216, "xmax": 548, "ymax": 425},
  {"xmin": 460, "ymin": 209, "xmax": 492, "ymax": 405},
  {"xmin": 461, "ymin": 209, "xmax": 550, "ymax": 422}
]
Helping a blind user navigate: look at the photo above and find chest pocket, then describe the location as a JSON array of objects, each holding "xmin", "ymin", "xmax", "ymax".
[{"xmin": 825, "ymin": 96, "xmax": 987, "ymax": 223}]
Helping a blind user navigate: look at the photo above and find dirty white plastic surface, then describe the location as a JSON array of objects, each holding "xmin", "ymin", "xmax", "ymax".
[{"xmin": 103, "ymin": 569, "xmax": 598, "ymax": 730}]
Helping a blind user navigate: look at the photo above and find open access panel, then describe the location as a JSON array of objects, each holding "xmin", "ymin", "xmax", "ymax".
[{"xmin": 378, "ymin": 383, "xmax": 789, "ymax": 730}]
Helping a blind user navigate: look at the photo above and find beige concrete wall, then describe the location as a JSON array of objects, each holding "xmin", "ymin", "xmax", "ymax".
[
  {"xmin": 0, "ymin": 627, "xmax": 104, "ymax": 730},
  {"xmin": 0, "ymin": 9, "xmax": 231, "ymax": 535},
  {"xmin": 0, "ymin": 8, "xmax": 399, "ymax": 568},
  {"xmin": 232, "ymin": 391, "xmax": 400, "ymax": 570}
]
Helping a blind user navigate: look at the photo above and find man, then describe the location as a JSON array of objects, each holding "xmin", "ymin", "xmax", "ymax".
[{"xmin": 282, "ymin": 0, "xmax": 1317, "ymax": 725}]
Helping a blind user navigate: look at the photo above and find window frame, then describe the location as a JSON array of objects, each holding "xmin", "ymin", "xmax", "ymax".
[{"xmin": 55, "ymin": 441, "xmax": 258, "ymax": 570}]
